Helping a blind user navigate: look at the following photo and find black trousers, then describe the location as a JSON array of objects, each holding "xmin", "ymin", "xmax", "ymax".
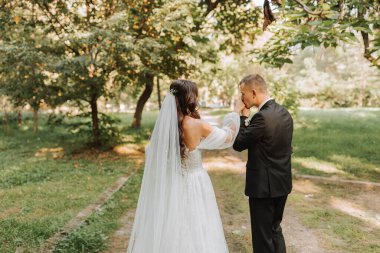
[{"xmin": 249, "ymin": 195, "xmax": 288, "ymax": 253}]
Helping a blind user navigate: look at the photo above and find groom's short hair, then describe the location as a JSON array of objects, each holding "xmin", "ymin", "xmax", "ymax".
[{"xmin": 240, "ymin": 74, "xmax": 268, "ymax": 93}]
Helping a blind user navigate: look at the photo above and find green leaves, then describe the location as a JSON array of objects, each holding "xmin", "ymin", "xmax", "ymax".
[{"xmin": 256, "ymin": 0, "xmax": 380, "ymax": 69}]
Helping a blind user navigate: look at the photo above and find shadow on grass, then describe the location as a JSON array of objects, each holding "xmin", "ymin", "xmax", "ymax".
[{"xmin": 293, "ymin": 109, "xmax": 380, "ymax": 182}]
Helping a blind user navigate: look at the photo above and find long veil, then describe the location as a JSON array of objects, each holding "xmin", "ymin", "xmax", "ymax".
[{"xmin": 127, "ymin": 92, "xmax": 183, "ymax": 253}]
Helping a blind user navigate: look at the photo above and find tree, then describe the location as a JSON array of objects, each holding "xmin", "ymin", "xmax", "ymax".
[
  {"xmin": 0, "ymin": 46, "xmax": 50, "ymax": 132},
  {"xmin": 256, "ymin": 0, "xmax": 380, "ymax": 69},
  {"xmin": 128, "ymin": 0, "xmax": 263, "ymax": 127},
  {"xmin": 27, "ymin": 0, "xmax": 135, "ymax": 146},
  {"xmin": 0, "ymin": 1, "xmax": 59, "ymax": 132}
]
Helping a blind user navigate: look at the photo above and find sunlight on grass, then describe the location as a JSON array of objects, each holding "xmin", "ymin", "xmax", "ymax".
[
  {"xmin": 113, "ymin": 144, "xmax": 145, "ymax": 156},
  {"xmin": 294, "ymin": 109, "xmax": 380, "ymax": 182},
  {"xmin": 203, "ymin": 155, "xmax": 246, "ymax": 173},
  {"xmin": 293, "ymin": 157, "xmax": 345, "ymax": 174},
  {"xmin": 292, "ymin": 179, "xmax": 322, "ymax": 194},
  {"xmin": 329, "ymin": 154, "xmax": 380, "ymax": 181},
  {"xmin": 330, "ymin": 197, "xmax": 380, "ymax": 228},
  {"xmin": 54, "ymin": 170, "xmax": 143, "ymax": 253},
  {"xmin": 34, "ymin": 147, "xmax": 65, "ymax": 159}
]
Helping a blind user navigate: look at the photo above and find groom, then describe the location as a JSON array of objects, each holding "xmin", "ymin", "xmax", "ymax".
[{"xmin": 233, "ymin": 74, "xmax": 293, "ymax": 253}]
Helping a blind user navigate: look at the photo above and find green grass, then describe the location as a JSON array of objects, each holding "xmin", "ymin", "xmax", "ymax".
[
  {"xmin": 54, "ymin": 170, "xmax": 143, "ymax": 253},
  {"xmin": 293, "ymin": 109, "xmax": 380, "ymax": 181},
  {"xmin": 0, "ymin": 111, "xmax": 154, "ymax": 253}
]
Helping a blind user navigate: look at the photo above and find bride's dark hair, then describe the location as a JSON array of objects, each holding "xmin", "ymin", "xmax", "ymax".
[{"xmin": 169, "ymin": 79, "xmax": 200, "ymax": 159}]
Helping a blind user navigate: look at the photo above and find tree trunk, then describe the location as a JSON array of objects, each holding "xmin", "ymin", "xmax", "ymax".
[
  {"xmin": 132, "ymin": 73, "xmax": 154, "ymax": 128},
  {"xmin": 157, "ymin": 76, "xmax": 162, "ymax": 109},
  {"xmin": 3, "ymin": 111, "xmax": 9, "ymax": 134},
  {"xmin": 90, "ymin": 93, "xmax": 101, "ymax": 147},
  {"xmin": 33, "ymin": 107, "xmax": 39, "ymax": 132},
  {"xmin": 115, "ymin": 92, "xmax": 121, "ymax": 113},
  {"xmin": 17, "ymin": 110, "xmax": 22, "ymax": 126}
]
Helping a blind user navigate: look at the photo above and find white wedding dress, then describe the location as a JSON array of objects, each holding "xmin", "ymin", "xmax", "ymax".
[{"xmin": 127, "ymin": 92, "xmax": 240, "ymax": 253}]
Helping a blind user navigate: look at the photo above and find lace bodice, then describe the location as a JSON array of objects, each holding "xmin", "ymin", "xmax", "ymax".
[
  {"xmin": 181, "ymin": 149, "xmax": 203, "ymax": 172},
  {"xmin": 179, "ymin": 112, "xmax": 241, "ymax": 174}
]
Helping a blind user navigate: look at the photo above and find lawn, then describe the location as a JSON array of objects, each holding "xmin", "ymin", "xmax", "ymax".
[
  {"xmin": 292, "ymin": 109, "xmax": 380, "ymax": 182},
  {"xmin": 0, "ymin": 111, "xmax": 155, "ymax": 253}
]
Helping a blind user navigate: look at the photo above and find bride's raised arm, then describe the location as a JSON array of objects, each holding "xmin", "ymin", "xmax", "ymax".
[{"xmin": 197, "ymin": 112, "xmax": 240, "ymax": 150}]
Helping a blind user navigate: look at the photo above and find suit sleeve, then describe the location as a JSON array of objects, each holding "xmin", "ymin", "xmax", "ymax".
[{"xmin": 233, "ymin": 113, "xmax": 265, "ymax": 152}]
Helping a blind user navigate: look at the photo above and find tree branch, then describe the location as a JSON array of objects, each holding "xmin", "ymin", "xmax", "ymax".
[
  {"xmin": 360, "ymin": 31, "xmax": 374, "ymax": 62},
  {"xmin": 339, "ymin": 0, "xmax": 346, "ymax": 19},
  {"xmin": 294, "ymin": 0, "xmax": 323, "ymax": 16},
  {"xmin": 263, "ymin": 0, "xmax": 276, "ymax": 30},
  {"xmin": 38, "ymin": 2, "xmax": 72, "ymax": 35},
  {"xmin": 203, "ymin": 0, "xmax": 222, "ymax": 17},
  {"xmin": 358, "ymin": 9, "xmax": 377, "ymax": 66},
  {"xmin": 33, "ymin": 1, "xmax": 80, "ymax": 56},
  {"xmin": 192, "ymin": 0, "xmax": 223, "ymax": 32}
]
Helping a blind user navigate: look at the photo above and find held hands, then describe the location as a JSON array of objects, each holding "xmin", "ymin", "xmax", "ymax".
[{"xmin": 234, "ymin": 98, "xmax": 250, "ymax": 117}]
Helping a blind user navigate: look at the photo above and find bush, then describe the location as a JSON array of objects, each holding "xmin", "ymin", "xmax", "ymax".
[{"xmin": 47, "ymin": 112, "xmax": 122, "ymax": 146}]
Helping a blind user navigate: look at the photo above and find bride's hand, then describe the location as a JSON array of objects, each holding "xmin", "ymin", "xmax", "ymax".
[{"xmin": 234, "ymin": 98, "xmax": 250, "ymax": 116}]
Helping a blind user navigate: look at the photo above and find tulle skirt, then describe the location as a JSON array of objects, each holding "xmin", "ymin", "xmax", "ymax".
[{"xmin": 128, "ymin": 168, "xmax": 229, "ymax": 253}]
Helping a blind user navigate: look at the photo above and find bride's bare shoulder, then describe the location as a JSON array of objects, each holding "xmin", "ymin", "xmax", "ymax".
[
  {"xmin": 182, "ymin": 116, "xmax": 212, "ymax": 137},
  {"xmin": 182, "ymin": 116, "xmax": 202, "ymax": 130}
]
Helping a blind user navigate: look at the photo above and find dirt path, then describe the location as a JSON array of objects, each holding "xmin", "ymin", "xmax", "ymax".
[
  {"xmin": 283, "ymin": 205, "xmax": 325, "ymax": 253},
  {"xmin": 102, "ymin": 209, "xmax": 135, "ymax": 253}
]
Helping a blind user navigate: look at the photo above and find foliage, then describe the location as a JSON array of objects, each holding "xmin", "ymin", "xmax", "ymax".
[
  {"xmin": 283, "ymin": 44, "xmax": 380, "ymax": 107},
  {"xmin": 47, "ymin": 112, "xmax": 122, "ymax": 146},
  {"xmin": 255, "ymin": 0, "xmax": 380, "ymax": 69},
  {"xmin": 269, "ymin": 80, "xmax": 300, "ymax": 116},
  {"xmin": 0, "ymin": 45, "xmax": 50, "ymax": 110}
]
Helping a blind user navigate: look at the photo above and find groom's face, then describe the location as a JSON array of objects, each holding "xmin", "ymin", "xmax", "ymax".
[{"xmin": 240, "ymin": 83, "xmax": 256, "ymax": 109}]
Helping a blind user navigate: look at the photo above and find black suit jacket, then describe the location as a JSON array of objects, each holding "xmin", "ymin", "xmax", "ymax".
[{"xmin": 233, "ymin": 99, "xmax": 293, "ymax": 198}]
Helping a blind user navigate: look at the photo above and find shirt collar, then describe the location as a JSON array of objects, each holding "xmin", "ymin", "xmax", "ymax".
[{"xmin": 258, "ymin": 98, "xmax": 273, "ymax": 111}]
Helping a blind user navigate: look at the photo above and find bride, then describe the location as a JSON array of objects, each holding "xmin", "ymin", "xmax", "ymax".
[{"xmin": 127, "ymin": 79, "xmax": 241, "ymax": 253}]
